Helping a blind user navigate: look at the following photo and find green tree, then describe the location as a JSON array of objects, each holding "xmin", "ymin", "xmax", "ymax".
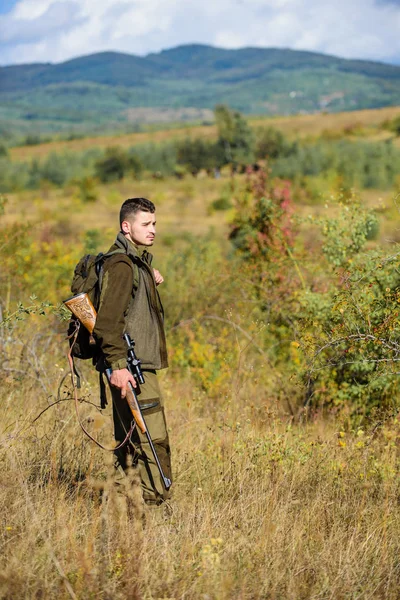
[{"xmin": 214, "ymin": 104, "xmax": 255, "ymax": 169}]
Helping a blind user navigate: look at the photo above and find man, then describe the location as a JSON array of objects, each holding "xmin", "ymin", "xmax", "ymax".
[{"xmin": 94, "ymin": 197, "xmax": 172, "ymax": 505}]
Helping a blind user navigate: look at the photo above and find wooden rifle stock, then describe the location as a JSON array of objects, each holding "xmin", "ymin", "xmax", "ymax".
[{"xmin": 63, "ymin": 292, "xmax": 96, "ymax": 344}]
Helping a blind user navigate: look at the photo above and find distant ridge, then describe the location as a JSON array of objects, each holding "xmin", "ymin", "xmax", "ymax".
[{"xmin": 1, "ymin": 44, "xmax": 399, "ymax": 136}]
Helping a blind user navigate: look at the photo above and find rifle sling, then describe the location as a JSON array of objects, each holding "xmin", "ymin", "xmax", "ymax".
[{"xmin": 67, "ymin": 321, "xmax": 135, "ymax": 452}]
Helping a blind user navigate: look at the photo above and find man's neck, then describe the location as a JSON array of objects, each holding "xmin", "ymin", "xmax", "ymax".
[{"xmin": 123, "ymin": 233, "xmax": 140, "ymax": 250}]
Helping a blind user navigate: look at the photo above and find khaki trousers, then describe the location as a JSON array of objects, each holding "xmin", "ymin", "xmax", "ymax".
[{"xmin": 109, "ymin": 370, "xmax": 172, "ymax": 503}]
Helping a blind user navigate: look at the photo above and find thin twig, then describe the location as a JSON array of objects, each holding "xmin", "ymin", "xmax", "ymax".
[{"xmin": 32, "ymin": 396, "xmax": 102, "ymax": 424}]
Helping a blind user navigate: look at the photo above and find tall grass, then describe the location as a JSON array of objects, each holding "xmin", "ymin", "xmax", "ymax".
[
  {"xmin": 2, "ymin": 118, "xmax": 400, "ymax": 597},
  {"xmin": 1, "ymin": 355, "xmax": 400, "ymax": 598}
]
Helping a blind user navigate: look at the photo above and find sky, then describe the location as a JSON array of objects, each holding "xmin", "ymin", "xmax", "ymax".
[{"xmin": 0, "ymin": 0, "xmax": 399, "ymax": 67}]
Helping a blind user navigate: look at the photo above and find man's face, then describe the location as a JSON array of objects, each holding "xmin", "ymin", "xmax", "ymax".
[{"xmin": 122, "ymin": 210, "xmax": 156, "ymax": 246}]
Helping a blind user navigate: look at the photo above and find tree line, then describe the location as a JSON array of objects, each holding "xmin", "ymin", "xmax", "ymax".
[{"xmin": 1, "ymin": 105, "xmax": 399, "ymax": 194}]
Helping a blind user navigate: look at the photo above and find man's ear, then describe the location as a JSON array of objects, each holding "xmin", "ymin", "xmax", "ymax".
[{"xmin": 121, "ymin": 220, "xmax": 130, "ymax": 234}]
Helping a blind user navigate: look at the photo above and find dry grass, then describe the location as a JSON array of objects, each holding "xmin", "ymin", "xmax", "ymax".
[
  {"xmin": 2, "ymin": 175, "xmax": 233, "ymax": 251},
  {"xmin": 1, "ymin": 344, "xmax": 400, "ymax": 599},
  {"xmin": 251, "ymin": 105, "xmax": 400, "ymax": 141},
  {"xmin": 2, "ymin": 131, "xmax": 400, "ymax": 597},
  {"xmin": 10, "ymin": 105, "xmax": 400, "ymax": 162}
]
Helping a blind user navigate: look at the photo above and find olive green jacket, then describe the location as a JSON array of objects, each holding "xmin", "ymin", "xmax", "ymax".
[{"xmin": 94, "ymin": 232, "xmax": 168, "ymax": 371}]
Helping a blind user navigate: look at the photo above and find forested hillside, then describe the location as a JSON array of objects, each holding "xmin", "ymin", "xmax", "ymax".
[{"xmin": 1, "ymin": 44, "xmax": 400, "ymax": 138}]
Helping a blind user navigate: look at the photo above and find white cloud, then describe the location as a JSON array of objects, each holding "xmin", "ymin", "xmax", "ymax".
[
  {"xmin": 0, "ymin": 1, "xmax": 85, "ymax": 45},
  {"xmin": 0, "ymin": 0, "xmax": 399, "ymax": 66},
  {"xmin": 13, "ymin": 0, "xmax": 53, "ymax": 20}
]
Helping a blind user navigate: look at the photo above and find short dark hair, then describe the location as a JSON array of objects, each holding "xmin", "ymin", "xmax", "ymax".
[{"xmin": 120, "ymin": 197, "xmax": 155, "ymax": 227}]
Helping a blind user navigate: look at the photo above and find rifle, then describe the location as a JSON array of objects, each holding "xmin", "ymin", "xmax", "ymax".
[
  {"xmin": 106, "ymin": 333, "xmax": 172, "ymax": 491},
  {"xmin": 64, "ymin": 293, "xmax": 172, "ymax": 491}
]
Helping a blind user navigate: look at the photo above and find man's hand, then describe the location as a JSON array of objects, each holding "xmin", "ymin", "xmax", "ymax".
[
  {"xmin": 109, "ymin": 368, "xmax": 137, "ymax": 398},
  {"xmin": 153, "ymin": 268, "xmax": 164, "ymax": 286}
]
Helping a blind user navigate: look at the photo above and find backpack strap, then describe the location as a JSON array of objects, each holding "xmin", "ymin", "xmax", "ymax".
[
  {"xmin": 96, "ymin": 248, "xmax": 131, "ymax": 293},
  {"xmin": 99, "ymin": 371, "xmax": 108, "ymax": 410}
]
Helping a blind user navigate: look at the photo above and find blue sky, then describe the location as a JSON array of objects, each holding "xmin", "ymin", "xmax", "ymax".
[
  {"xmin": 0, "ymin": 0, "xmax": 399, "ymax": 66},
  {"xmin": 0, "ymin": 0, "xmax": 16, "ymax": 15}
]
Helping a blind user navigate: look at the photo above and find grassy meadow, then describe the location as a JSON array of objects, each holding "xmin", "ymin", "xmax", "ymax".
[{"xmin": 1, "ymin": 107, "xmax": 400, "ymax": 599}]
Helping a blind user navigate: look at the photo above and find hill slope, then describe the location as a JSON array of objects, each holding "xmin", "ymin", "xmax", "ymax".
[{"xmin": 1, "ymin": 44, "xmax": 400, "ymax": 138}]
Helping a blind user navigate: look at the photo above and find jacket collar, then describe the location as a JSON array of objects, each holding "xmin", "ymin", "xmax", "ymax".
[{"xmin": 115, "ymin": 232, "xmax": 153, "ymax": 264}]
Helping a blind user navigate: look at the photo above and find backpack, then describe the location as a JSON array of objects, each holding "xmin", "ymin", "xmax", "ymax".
[
  {"xmin": 65, "ymin": 248, "xmax": 138, "ymax": 443},
  {"xmin": 67, "ymin": 249, "xmax": 126, "ymax": 360}
]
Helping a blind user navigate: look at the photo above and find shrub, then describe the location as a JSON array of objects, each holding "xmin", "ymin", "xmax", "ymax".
[
  {"xmin": 209, "ymin": 194, "xmax": 233, "ymax": 212},
  {"xmin": 384, "ymin": 115, "xmax": 400, "ymax": 136},
  {"xmin": 176, "ymin": 138, "xmax": 219, "ymax": 175},
  {"xmin": 83, "ymin": 228, "xmax": 102, "ymax": 254},
  {"xmin": 76, "ymin": 176, "xmax": 98, "ymax": 203},
  {"xmin": 128, "ymin": 142, "xmax": 178, "ymax": 176},
  {"xmin": 255, "ymin": 126, "xmax": 296, "ymax": 160},
  {"xmin": 95, "ymin": 147, "xmax": 129, "ymax": 182},
  {"xmin": 40, "ymin": 152, "xmax": 69, "ymax": 186},
  {"xmin": 225, "ymin": 166, "xmax": 400, "ymax": 419},
  {"xmin": 24, "ymin": 133, "xmax": 43, "ymax": 146}
]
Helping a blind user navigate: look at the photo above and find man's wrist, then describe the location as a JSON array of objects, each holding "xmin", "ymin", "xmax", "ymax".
[{"xmin": 110, "ymin": 359, "xmax": 128, "ymax": 371}]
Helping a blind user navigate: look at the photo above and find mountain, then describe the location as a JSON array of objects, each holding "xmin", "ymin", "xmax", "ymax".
[{"xmin": 1, "ymin": 44, "xmax": 399, "ymax": 138}]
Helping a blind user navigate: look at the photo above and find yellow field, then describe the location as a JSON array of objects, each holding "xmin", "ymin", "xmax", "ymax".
[
  {"xmin": 2, "ymin": 176, "xmax": 232, "ymax": 245},
  {"xmin": 251, "ymin": 105, "xmax": 400, "ymax": 139}
]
